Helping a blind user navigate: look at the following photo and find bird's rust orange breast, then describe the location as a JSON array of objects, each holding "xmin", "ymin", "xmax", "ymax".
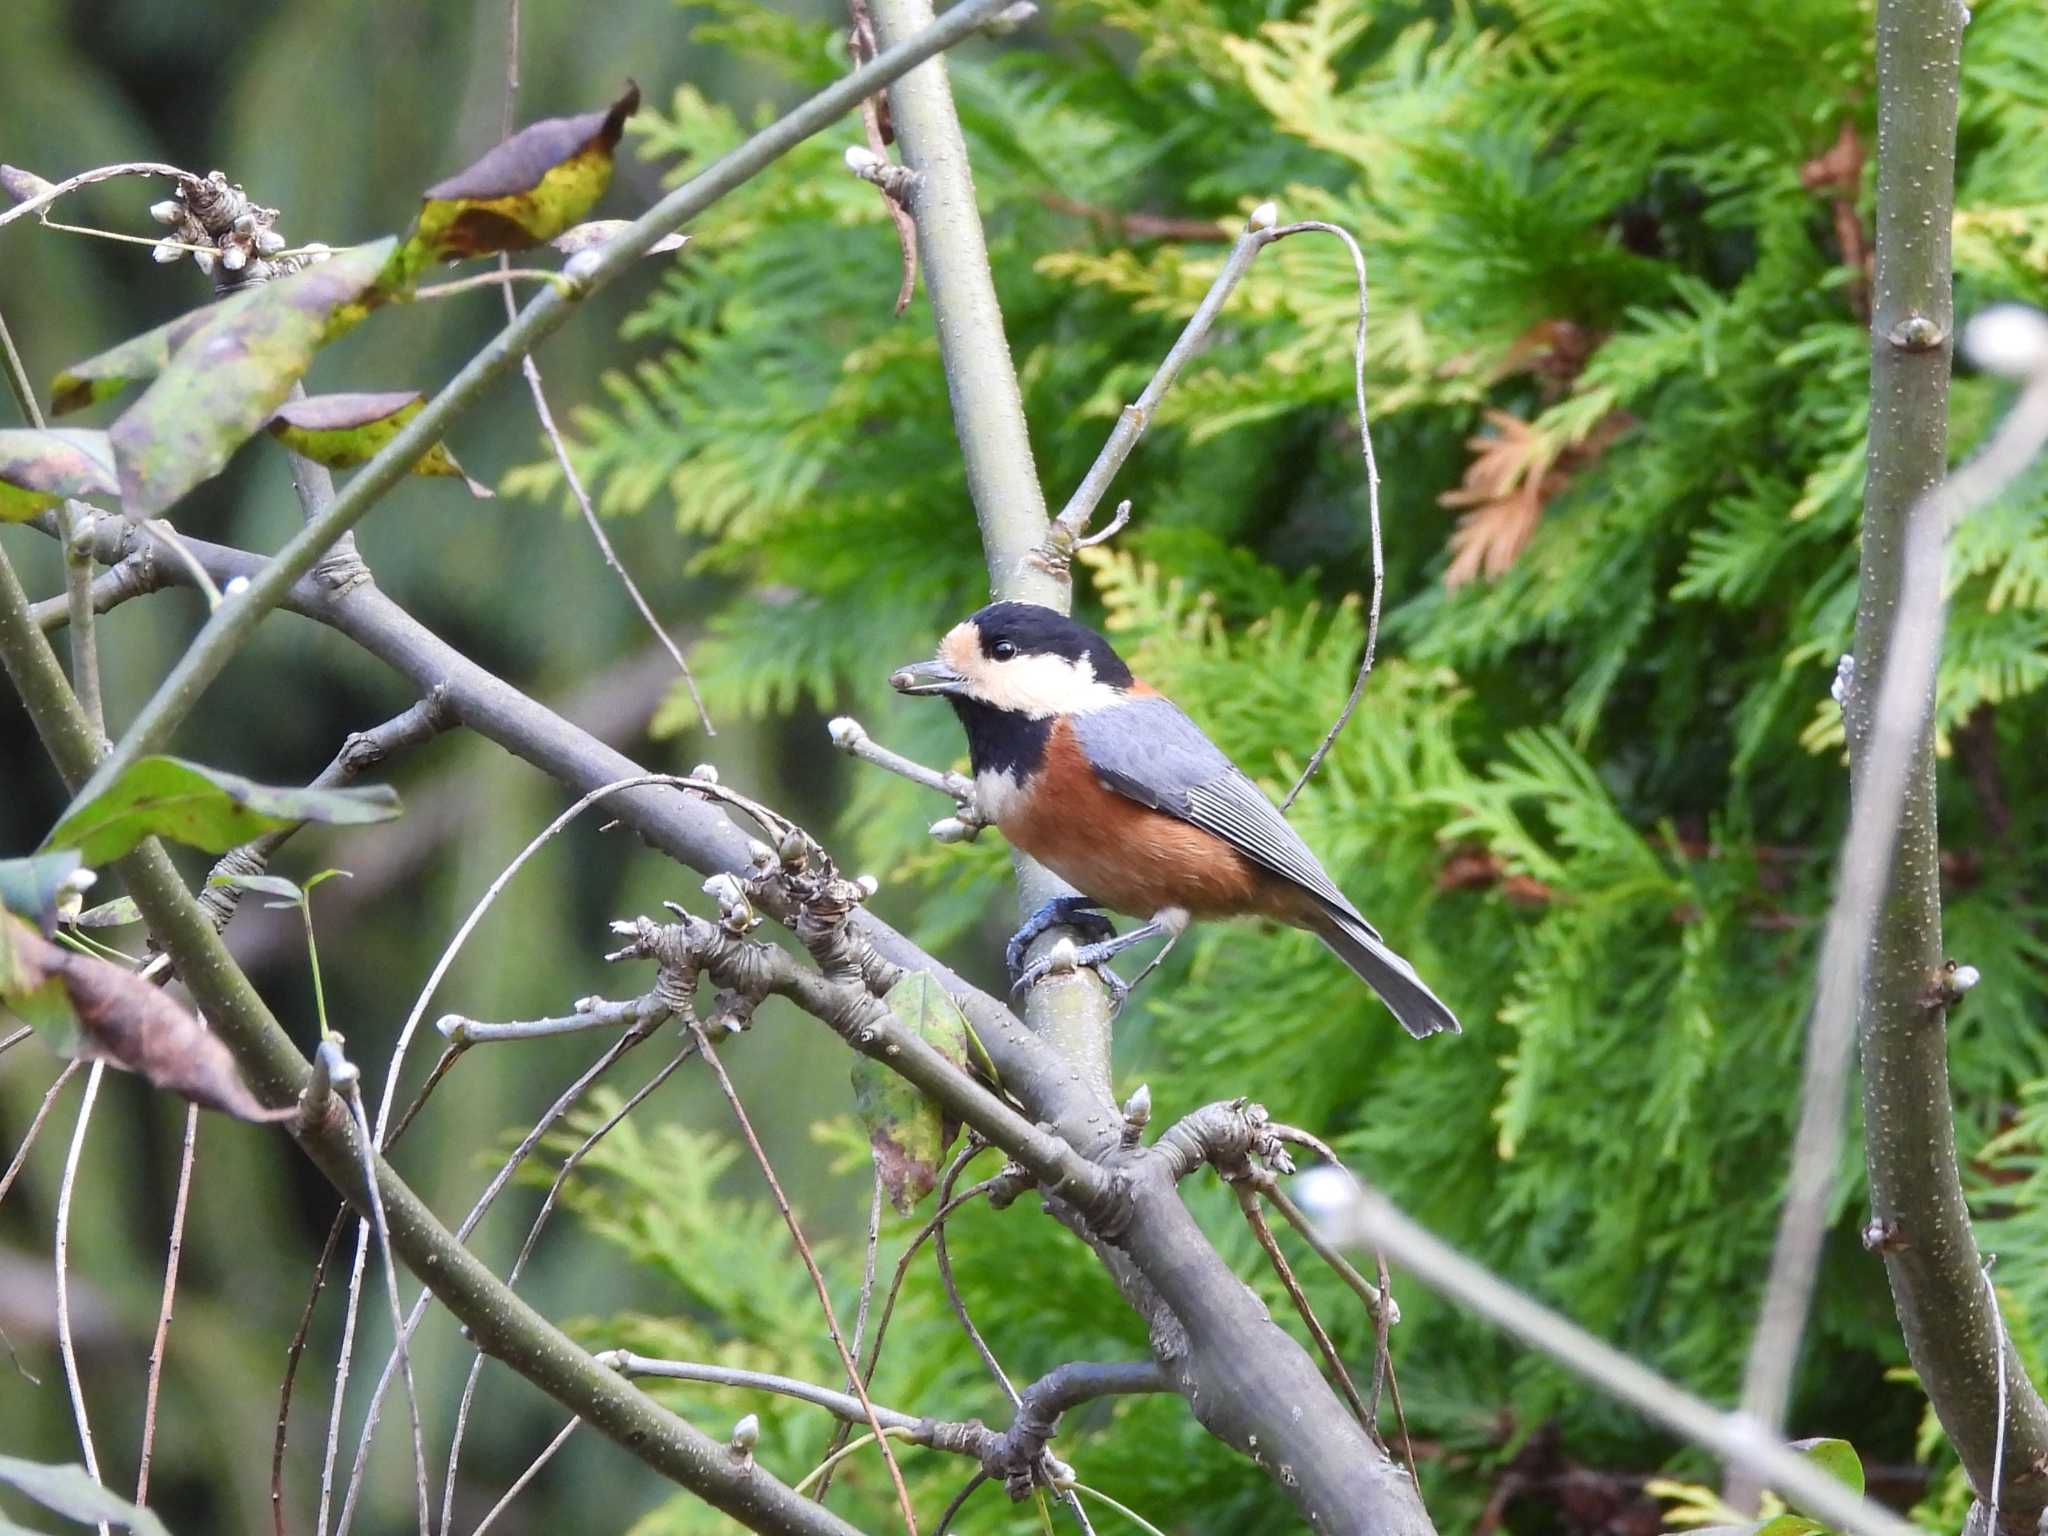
[{"xmin": 997, "ymin": 718, "xmax": 1289, "ymax": 920}]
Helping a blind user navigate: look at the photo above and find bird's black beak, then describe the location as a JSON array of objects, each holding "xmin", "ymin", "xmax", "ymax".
[{"xmin": 890, "ymin": 659, "xmax": 965, "ymax": 696}]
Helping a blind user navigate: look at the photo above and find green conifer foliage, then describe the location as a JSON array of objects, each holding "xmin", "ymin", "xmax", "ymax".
[{"xmin": 522, "ymin": 0, "xmax": 2048, "ymax": 1523}]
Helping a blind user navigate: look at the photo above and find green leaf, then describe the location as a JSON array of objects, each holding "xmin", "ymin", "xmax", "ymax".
[
  {"xmin": 43, "ymin": 755, "xmax": 401, "ymax": 865},
  {"xmin": 106, "ymin": 239, "xmax": 398, "ymax": 517},
  {"xmin": 73, "ymin": 897, "xmax": 142, "ymax": 930},
  {"xmin": 0, "ymin": 913, "xmax": 287, "ymax": 1122},
  {"xmin": 852, "ymin": 971, "xmax": 975, "ymax": 1214},
  {"xmin": 0, "ymin": 852, "xmax": 86, "ymax": 926},
  {"xmin": 48, "ymin": 305, "xmax": 232, "ymax": 416},
  {"xmin": 210, "ymin": 872, "xmax": 306, "ymax": 905},
  {"xmin": 394, "ymin": 83, "xmax": 639, "ymax": 279},
  {"xmin": 0, "ymin": 913, "xmax": 71, "ymax": 1041},
  {"xmin": 266, "ymin": 392, "xmax": 493, "ymax": 497},
  {"xmin": 0, "ymin": 1456, "xmax": 172, "ymax": 1536},
  {"xmin": 1781, "ymin": 1437, "xmax": 1865, "ymax": 1514},
  {"xmin": 0, "ymin": 431, "xmax": 118, "ymax": 521}
]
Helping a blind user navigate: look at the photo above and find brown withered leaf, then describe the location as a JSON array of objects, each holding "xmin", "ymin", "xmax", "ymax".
[
  {"xmin": 1, "ymin": 913, "xmax": 291, "ymax": 1122},
  {"xmin": 1440, "ymin": 411, "xmax": 1559, "ymax": 589},
  {"xmin": 1440, "ymin": 409, "xmax": 1632, "ymax": 588}
]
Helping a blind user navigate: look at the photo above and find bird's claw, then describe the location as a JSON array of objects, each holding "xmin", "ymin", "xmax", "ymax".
[
  {"xmin": 1010, "ymin": 936, "xmax": 1130, "ymax": 1013},
  {"xmin": 1004, "ymin": 898, "xmax": 1116, "ymax": 977}
]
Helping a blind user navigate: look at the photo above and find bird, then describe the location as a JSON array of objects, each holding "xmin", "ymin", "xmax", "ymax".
[{"xmin": 889, "ymin": 600, "xmax": 1459, "ymax": 1039}]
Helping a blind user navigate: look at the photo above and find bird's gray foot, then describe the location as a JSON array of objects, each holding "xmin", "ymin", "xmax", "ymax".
[{"xmin": 1004, "ymin": 896, "xmax": 1116, "ymax": 978}]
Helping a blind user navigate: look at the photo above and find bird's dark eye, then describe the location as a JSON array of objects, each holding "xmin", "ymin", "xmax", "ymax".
[{"xmin": 991, "ymin": 640, "xmax": 1017, "ymax": 661}]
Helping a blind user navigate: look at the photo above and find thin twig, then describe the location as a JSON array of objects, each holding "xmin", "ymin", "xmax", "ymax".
[
  {"xmin": 339, "ymin": 1072, "xmax": 431, "ymax": 1536},
  {"xmin": 1368, "ymin": 1250, "xmax": 1393, "ymax": 1426},
  {"xmin": 934, "ymin": 1471, "xmax": 989, "ymax": 1535},
  {"xmin": 136, "ymin": 1103, "xmax": 199, "ymax": 1504},
  {"xmin": 1273, "ymin": 220, "xmax": 1380, "ymax": 810},
  {"xmin": 410, "ymin": 267, "xmax": 570, "ymax": 301},
  {"xmin": 274, "ymin": 1210, "xmax": 348, "ymax": 1536},
  {"xmin": 0, "ymin": 159, "xmax": 196, "ymax": 229},
  {"xmin": 318, "ymin": 1220, "xmax": 372, "ymax": 1536},
  {"xmin": 55, "ymin": 1061, "xmax": 109, "ymax": 1536},
  {"xmin": 467, "ymin": 1417, "xmax": 578, "ymax": 1536},
  {"xmin": 934, "ymin": 1141, "xmax": 1017, "ymax": 1407},
  {"xmin": 1235, "ymin": 1184, "xmax": 1369, "ymax": 1428},
  {"xmin": 516, "ymin": 354, "xmax": 713, "ymax": 732},
  {"xmin": 374, "ymin": 773, "xmax": 703, "ymax": 1145},
  {"xmin": 439, "ymin": 1038, "xmax": 695, "ymax": 1535},
  {"xmin": 603, "ymin": 1353, "xmax": 921, "ymax": 1431},
  {"xmin": 815, "ymin": 1145, "xmax": 993, "ymax": 1501},
  {"xmin": 342, "ymin": 1022, "xmax": 664, "ymax": 1535},
  {"xmin": 1048, "ymin": 203, "xmax": 1280, "ymax": 550},
  {"xmin": 0, "ymin": 1024, "xmax": 32, "ymax": 1057},
  {"xmin": 0, "ymin": 1059, "xmax": 83, "ymax": 1210},
  {"xmin": 792, "ymin": 1428, "xmax": 924, "ymax": 1498},
  {"xmin": 690, "ymin": 1019, "xmax": 922, "ymax": 1534},
  {"xmin": 1247, "ymin": 1167, "xmax": 1390, "ymax": 1322},
  {"xmin": 852, "ymin": 1162, "xmax": 885, "ymax": 1363},
  {"xmin": 487, "ymin": 2, "xmax": 712, "ymax": 742}
]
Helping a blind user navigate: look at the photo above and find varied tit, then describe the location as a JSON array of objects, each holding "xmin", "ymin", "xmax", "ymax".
[{"xmin": 890, "ymin": 601, "xmax": 1459, "ymax": 1039}]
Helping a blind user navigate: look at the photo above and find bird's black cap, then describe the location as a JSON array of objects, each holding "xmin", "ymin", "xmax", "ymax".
[{"xmin": 968, "ymin": 602, "xmax": 1134, "ymax": 688}]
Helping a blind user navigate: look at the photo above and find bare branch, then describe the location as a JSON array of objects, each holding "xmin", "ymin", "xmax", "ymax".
[
  {"xmin": 441, "ymin": 1041, "xmax": 698, "ymax": 1535},
  {"xmin": 1046, "ymin": 203, "xmax": 1279, "ymax": 555},
  {"xmin": 1271, "ymin": 220, "xmax": 1382, "ymax": 811},
  {"xmin": 468, "ymin": 1417, "xmax": 579, "ymax": 1536},
  {"xmin": 688, "ymin": 1015, "xmax": 922, "ymax": 1535},
  {"xmin": 1235, "ymin": 1184, "xmax": 1370, "ymax": 1431},
  {"xmin": 135, "ymin": 1104, "xmax": 198, "ymax": 1504},
  {"xmin": 56, "ymin": 1062, "xmax": 110, "ymax": 1536},
  {"xmin": 0, "ymin": 1060, "xmax": 82, "ymax": 1209},
  {"xmin": 1300, "ymin": 1172, "xmax": 1922, "ymax": 1536},
  {"xmin": 0, "ymin": 159, "xmax": 197, "ymax": 229}
]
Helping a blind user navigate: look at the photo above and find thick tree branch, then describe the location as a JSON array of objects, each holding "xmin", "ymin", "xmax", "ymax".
[{"xmin": 835, "ymin": 10, "xmax": 1437, "ymax": 1523}]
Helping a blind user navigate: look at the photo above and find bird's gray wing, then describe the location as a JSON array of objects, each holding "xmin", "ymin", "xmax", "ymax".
[{"xmin": 1073, "ymin": 696, "xmax": 1370, "ymax": 929}]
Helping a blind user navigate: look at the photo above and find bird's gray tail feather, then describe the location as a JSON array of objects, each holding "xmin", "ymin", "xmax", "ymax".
[{"xmin": 1306, "ymin": 902, "xmax": 1460, "ymax": 1039}]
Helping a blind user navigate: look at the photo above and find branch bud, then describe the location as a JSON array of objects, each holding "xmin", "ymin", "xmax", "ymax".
[
  {"xmin": 149, "ymin": 198, "xmax": 185, "ymax": 226},
  {"xmin": 690, "ymin": 762, "xmax": 720, "ymax": 785},
  {"xmin": 1248, "ymin": 200, "xmax": 1279, "ymax": 232},
  {"xmin": 729, "ymin": 1412, "xmax": 760, "ymax": 1457},
  {"xmin": 827, "ymin": 715, "xmax": 866, "ymax": 749},
  {"xmin": 928, "ymin": 816, "xmax": 975, "ymax": 843}
]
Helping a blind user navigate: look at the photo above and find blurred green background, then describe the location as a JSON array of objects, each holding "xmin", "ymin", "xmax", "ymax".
[{"xmin": 7, "ymin": 0, "xmax": 2048, "ymax": 1533}]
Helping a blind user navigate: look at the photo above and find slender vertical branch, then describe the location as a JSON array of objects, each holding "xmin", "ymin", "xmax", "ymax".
[
  {"xmin": 136, "ymin": 1104, "xmax": 199, "ymax": 1504},
  {"xmin": 55, "ymin": 1062, "xmax": 110, "ymax": 1536},
  {"xmin": 1735, "ymin": 0, "xmax": 2048, "ymax": 1525}
]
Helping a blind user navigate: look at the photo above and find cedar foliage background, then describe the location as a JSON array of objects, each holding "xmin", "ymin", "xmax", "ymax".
[{"xmin": 3, "ymin": 0, "xmax": 2048, "ymax": 1532}]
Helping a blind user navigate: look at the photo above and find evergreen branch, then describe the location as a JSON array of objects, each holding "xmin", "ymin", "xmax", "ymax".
[{"xmin": 57, "ymin": 0, "xmax": 1029, "ymax": 830}]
